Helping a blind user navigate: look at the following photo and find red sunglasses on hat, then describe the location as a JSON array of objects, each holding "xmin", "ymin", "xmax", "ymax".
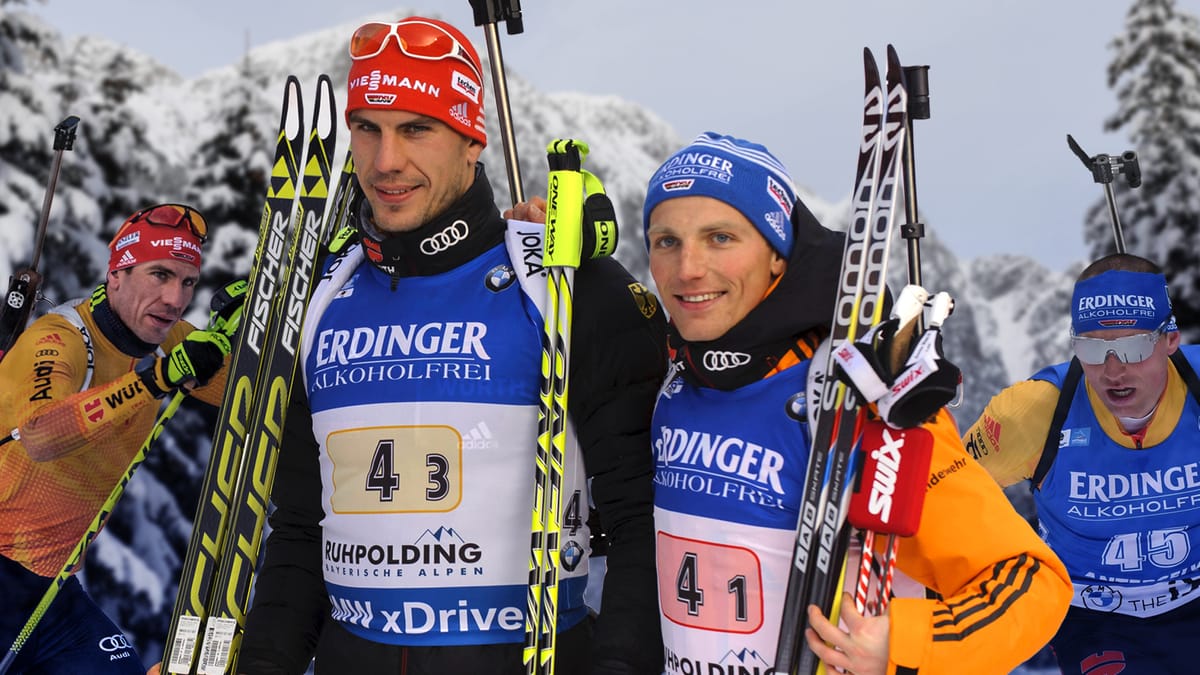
[
  {"xmin": 349, "ymin": 20, "xmax": 483, "ymax": 83},
  {"xmin": 126, "ymin": 203, "xmax": 209, "ymax": 243}
]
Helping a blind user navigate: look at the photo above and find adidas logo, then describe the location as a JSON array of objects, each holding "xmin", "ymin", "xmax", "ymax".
[
  {"xmin": 117, "ymin": 250, "xmax": 137, "ymax": 267},
  {"xmin": 448, "ymin": 102, "xmax": 470, "ymax": 127},
  {"xmin": 462, "ymin": 421, "xmax": 497, "ymax": 450}
]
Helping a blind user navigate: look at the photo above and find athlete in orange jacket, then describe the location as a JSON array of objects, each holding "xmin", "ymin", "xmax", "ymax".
[{"xmin": 0, "ymin": 205, "xmax": 233, "ymax": 674}]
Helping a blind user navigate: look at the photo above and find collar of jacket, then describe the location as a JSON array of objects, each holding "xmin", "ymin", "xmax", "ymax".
[
  {"xmin": 669, "ymin": 199, "xmax": 845, "ymax": 391},
  {"xmin": 356, "ymin": 163, "xmax": 506, "ymax": 285},
  {"xmin": 91, "ymin": 286, "xmax": 158, "ymax": 358}
]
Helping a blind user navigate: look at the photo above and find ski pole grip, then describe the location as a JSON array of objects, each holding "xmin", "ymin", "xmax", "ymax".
[
  {"xmin": 53, "ymin": 116, "xmax": 81, "ymax": 152},
  {"xmin": 469, "ymin": 0, "xmax": 524, "ymax": 34},
  {"xmin": 1122, "ymin": 151, "xmax": 1142, "ymax": 188},
  {"xmin": 902, "ymin": 65, "xmax": 930, "ymax": 120},
  {"xmin": 544, "ymin": 140, "xmax": 587, "ymax": 269}
]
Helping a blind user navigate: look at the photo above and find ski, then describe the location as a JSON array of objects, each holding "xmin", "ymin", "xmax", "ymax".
[
  {"xmin": 161, "ymin": 75, "xmax": 305, "ymax": 675},
  {"xmin": 192, "ymin": 73, "xmax": 338, "ymax": 675},
  {"xmin": 323, "ymin": 150, "xmax": 358, "ymax": 246},
  {"xmin": 775, "ymin": 45, "xmax": 909, "ymax": 675},
  {"xmin": 162, "ymin": 73, "xmax": 339, "ymax": 675}
]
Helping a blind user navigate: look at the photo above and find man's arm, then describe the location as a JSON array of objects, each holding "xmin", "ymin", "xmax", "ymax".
[
  {"xmin": 3, "ymin": 314, "xmax": 159, "ymax": 461},
  {"xmin": 572, "ymin": 257, "xmax": 668, "ymax": 675},
  {"xmin": 238, "ymin": 382, "xmax": 329, "ymax": 675},
  {"xmin": 890, "ymin": 410, "xmax": 1072, "ymax": 673},
  {"xmin": 962, "ymin": 379, "xmax": 1062, "ymax": 487}
]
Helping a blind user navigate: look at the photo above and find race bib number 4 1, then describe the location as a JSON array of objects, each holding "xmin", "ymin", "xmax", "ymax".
[{"xmin": 657, "ymin": 531, "xmax": 764, "ymax": 633}]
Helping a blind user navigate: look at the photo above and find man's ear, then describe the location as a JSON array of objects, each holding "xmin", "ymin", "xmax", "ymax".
[
  {"xmin": 1166, "ymin": 330, "xmax": 1182, "ymax": 355},
  {"xmin": 770, "ymin": 252, "xmax": 787, "ymax": 277}
]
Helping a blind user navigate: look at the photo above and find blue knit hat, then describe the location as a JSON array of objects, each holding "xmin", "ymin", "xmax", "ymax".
[
  {"xmin": 643, "ymin": 132, "xmax": 797, "ymax": 257},
  {"xmin": 1071, "ymin": 270, "xmax": 1178, "ymax": 335}
]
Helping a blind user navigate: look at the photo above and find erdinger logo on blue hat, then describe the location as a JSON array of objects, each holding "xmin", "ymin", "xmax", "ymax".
[
  {"xmin": 1071, "ymin": 270, "xmax": 1178, "ymax": 335},
  {"xmin": 643, "ymin": 132, "xmax": 797, "ymax": 257}
]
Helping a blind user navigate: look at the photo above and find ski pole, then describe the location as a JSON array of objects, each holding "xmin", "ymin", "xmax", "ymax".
[
  {"xmin": 0, "ymin": 284, "xmax": 245, "ymax": 675},
  {"xmin": 1066, "ymin": 134, "xmax": 1141, "ymax": 254},
  {"xmin": 900, "ymin": 65, "xmax": 930, "ymax": 293},
  {"xmin": 523, "ymin": 139, "xmax": 618, "ymax": 675},
  {"xmin": 865, "ymin": 61, "xmax": 934, "ymax": 614},
  {"xmin": 0, "ymin": 116, "xmax": 81, "ymax": 361},
  {"xmin": 468, "ymin": 0, "xmax": 526, "ymax": 205}
]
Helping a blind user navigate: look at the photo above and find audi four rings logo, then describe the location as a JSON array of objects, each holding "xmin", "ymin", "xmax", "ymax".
[
  {"xmin": 98, "ymin": 634, "xmax": 133, "ymax": 652},
  {"xmin": 420, "ymin": 220, "xmax": 470, "ymax": 255},
  {"xmin": 702, "ymin": 350, "xmax": 751, "ymax": 371}
]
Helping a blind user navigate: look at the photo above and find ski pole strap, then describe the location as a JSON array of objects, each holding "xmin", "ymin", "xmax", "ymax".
[
  {"xmin": 544, "ymin": 139, "xmax": 618, "ymax": 268},
  {"xmin": 1171, "ymin": 351, "xmax": 1200, "ymax": 408},
  {"xmin": 1033, "ymin": 357, "xmax": 1083, "ymax": 488}
]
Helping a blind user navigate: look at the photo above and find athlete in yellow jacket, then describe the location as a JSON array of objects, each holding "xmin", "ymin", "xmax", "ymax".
[
  {"xmin": 0, "ymin": 204, "xmax": 233, "ymax": 674},
  {"xmin": 966, "ymin": 254, "xmax": 1200, "ymax": 674}
]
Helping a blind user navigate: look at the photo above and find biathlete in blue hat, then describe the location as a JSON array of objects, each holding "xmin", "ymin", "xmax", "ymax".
[
  {"xmin": 967, "ymin": 252, "xmax": 1200, "ymax": 674},
  {"xmin": 640, "ymin": 132, "xmax": 1071, "ymax": 675},
  {"xmin": 508, "ymin": 131, "xmax": 1074, "ymax": 674}
]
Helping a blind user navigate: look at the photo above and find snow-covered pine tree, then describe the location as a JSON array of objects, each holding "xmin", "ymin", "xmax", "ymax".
[
  {"xmin": 1087, "ymin": 0, "xmax": 1200, "ymax": 340},
  {"xmin": 0, "ymin": 0, "xmax": 69, "ymax": 292},
  {"xmin": 182, "ymin": 53, "xmax": 275, "ymax": 322}
]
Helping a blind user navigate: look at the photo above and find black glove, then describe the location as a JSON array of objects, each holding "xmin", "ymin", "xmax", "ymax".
[
  {"xmin": 138, "ymin": 330, "xmax": 232, "ymax": 397},
  {"xmin": 209, "ymin": 279, "xmax": 248, "ymax": 336},
  {"xmin": 833, "ymin": 286, "xmax": 960, "ymax": 428}
]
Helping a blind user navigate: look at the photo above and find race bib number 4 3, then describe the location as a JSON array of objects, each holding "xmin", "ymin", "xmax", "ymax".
[{"xmin": 327, "ymin": 425, "xmax": 464, "ymax": 513}]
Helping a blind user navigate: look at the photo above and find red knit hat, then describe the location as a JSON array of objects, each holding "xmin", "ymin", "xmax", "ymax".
[
  {"xmin": 107, "ymin": 204, "xmax": 206, "ymax": 273},
  {"xmin": 346, "ymin": 17, "xmax": 487, "ymax": 146}
]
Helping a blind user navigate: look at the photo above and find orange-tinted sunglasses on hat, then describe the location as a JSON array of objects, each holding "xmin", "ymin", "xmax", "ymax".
[
  {"xmin": 349, "ymin": 20, "xmax": 482, "ymax": 82},
  {"xmin": 124, "ymin": 203, "xmax": 209, "ymax": 242}
]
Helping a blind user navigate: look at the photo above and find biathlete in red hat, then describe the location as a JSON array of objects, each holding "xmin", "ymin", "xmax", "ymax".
[
  {"xmin": 237, "ymin": 16, "xmax": 668, "ymax": 675},
  {"xmin": 0, "ymin": 204, "xmax": 240, "ymax": 673}
]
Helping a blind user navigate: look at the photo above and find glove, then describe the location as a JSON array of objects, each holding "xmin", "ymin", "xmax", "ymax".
[
  {"xmin": 209, "ymin": 279, "xmax": 248, "ymax": 336},
  {"xmin": 832, "ymin": 285, "xmax": 961, "ymax": 428},
  {"xmin": 139, "ymin": 330, "xmax": 232, "ymax": 397}
]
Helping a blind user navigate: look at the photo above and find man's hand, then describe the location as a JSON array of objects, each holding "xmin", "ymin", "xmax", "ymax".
[
  {"xmin": 209, "ymin": 278, "xmax": 248, "ymax": 336},
  {"xmin": 804, "ymin": 593, "xmax": 889, "ymax": 675},
  {"xmin": 502, "ymin": 196, "xmax": 548, "ymax": 223},
  {"xmin": 138, "ymin": 329, "xmax": 232, "ymax": 397}
]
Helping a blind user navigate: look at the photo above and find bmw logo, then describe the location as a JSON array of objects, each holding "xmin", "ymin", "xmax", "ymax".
[
  {"xmin": 1080, "ymin": 584, "xmax": 1122, "ymax": 612},
  {"xmin": 785, "ymin": 392, "xmax": 807, "ymax": 422},
  {"xmin": 485, "ymin": 264, "xmax": 516, "ymax": 292},
  {"xmin": 560, "ymin": 540, "xmax": 585, "ymax": 572}
]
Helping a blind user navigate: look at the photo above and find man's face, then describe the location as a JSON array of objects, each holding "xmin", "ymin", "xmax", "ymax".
[
  {"xmin": 647, "ymin": 195, "xmax": 785, "ymax": 342},
  {"xmin": 349, "ymin": 108, "xmax": 482, "ymax": 234},
  {"xmin": 107, "ymin": 260, "xmax": 198, "ymax": 344},
  {"xmin": 1078, "ymin": 327, "xmax": 1181, "ymax": 419}
]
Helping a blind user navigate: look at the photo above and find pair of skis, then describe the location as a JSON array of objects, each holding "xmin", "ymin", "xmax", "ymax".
[
  {"xmin": 160, "ymin": 73, "xmax": 356, "ymax": 675},
  {"xmin": 775, "ymin": 45, "xmax": 912, "ymax": 675}
]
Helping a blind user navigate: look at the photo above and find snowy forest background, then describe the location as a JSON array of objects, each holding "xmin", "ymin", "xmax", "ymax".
[{"xmin": 1, "ymin": 0, "xmax": 1199, "ymax": 670}]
